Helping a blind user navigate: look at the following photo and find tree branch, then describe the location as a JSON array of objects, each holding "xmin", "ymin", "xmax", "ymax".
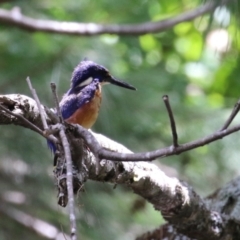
[
  {"xmin": 137, "ymin": 176, "xmax": 240, "ymax": 239},
  {"xmin": 0, "ymin": 103, "xmax": 43, "ymax": 136},
  {"xmin": 2, "ymin": 93, "xmax": 240, "ymax": 164},
  {"xmin": 74, "ymin": 117, "xmax": 240, "ymax": 162},
  {"xmin": 27, "ymin": 79, "xmax": 77, "ymax": 240},
  {"xmin": 0, "ymin": 0, "xmax": 231, "ymax": 36},
  {"xmin": 1, "ymin": 93, "xmax": 240, "ymax": 164},
  {"xmin": 50, "ymin": 83, "xmax": 64, "ymax": 124},
  {"xmin": 162, "ymin": 95, "xmax": 178, "ymax": 147},
  {"xmin": 0, "ymin": 94, "xmax": 57, "ymax": 142},
  {"xmin": 220, "ymin": 99, "xmax": 240, "ymax": 131},
  {"xmin": 1, "ymin": 93, "xmax": 240, "ymax": 239},
  {"xmin": 84, "ymin": 150, "xmax": 237, "ymax": 240},
  {"xmin": 59, "ymin": 126, "xmax": 77, "ymax": 240},
  {"xmin": 26, "ymin": 77, "xmax": 49, "ymax": 130}
]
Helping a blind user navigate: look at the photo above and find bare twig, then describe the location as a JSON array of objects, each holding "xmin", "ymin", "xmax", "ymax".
[
  {"xmin": 44, "ymin": 106, "xmax": 59, "ymax": 124},
  {"xmin": 65, "ymin": 111, "xmax": 240, "ymax": 163},
  {"xmin": 50, "ymin": 83, "xmax": 64, "ymax": 124},
  {"xmin": 1, "ymin": 93, "xmax": 240, "ymax": 165},
  {"xmin": 220, "ymin": 99, "xmax": 240, "ymax": 130},
  {"xmin": 70, "ymin": 98, "xmax": 240, "ymax": 162},
  {"xmin": 0, "ymin": 102, "xmax": 58, "ymax": 144},
  {"xmin": 49, "ymin": 83, "xmax": 77, "ymax": 238},
  {"xmin": 0, "ymin": 103, "xmax": 43, "ymax": 135},
  {"xmin": 0, "ymin": 0, "xmax": 231, "ymax": 36},
  {"xmin": 162, "ymin": 95, "xmax": 178, "ymax": 147},
  {"xmin": 98, "ymin": 122, "xmax": 240, "ymax": 162},
  {"xmin": 26, "ymin": 77, "xmax": 48, "ymax": 130},
  {"xmin": 59, "ymin": 126, "xmax": 77, "ymax": 240}
]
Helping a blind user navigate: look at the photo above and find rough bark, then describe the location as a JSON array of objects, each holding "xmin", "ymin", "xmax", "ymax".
[{"xmin": 1, "ymin": 94, "xmax": 240, "ymax": 239}]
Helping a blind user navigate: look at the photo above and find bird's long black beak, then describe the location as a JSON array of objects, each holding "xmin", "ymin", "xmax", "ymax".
[{"xmin": 107, "ymin": 76, "xmax": 136, "ymax": 90}]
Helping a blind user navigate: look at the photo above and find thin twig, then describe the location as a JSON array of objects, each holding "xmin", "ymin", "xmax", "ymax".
[
  {"xmin": 97, "ymin": 122, "xmax": 240, "ymax": 162},
  {"xmin": 162, "ymin": 95, "xmax": 178, "ymax": 147},
  {"xmin": 2, "ymin": 93, "xmax": 240, "ymax": 239},
  {"xmin": 2, "ymin": 92, "xmax": 240, "ymax": 165},
  {"xmin": 26, "ymin": 77, "xmax": 48, "ymax": 130},
  {"xmin": 50, "ymin": 83, "xmax": 64, "ymax": 123},
  {"xmin": 0, "ymin": 0, "xmax": 231, "ymax": 36},
  {"xmin": 50, "ymin": 84, "xmax": 77, "ymax": 238},
  {"xmin": 66, "ymin": 101, "xmax": 240, "ymax": 162},
  {"xmin": 44, "ymin": 106, "xmax": 59, "ymax": 124},
  {"xmin": 0, "ymin": 103, "xmax": 43, "ymax": 135},
  {"xmin": 0, "ymin": 103, "xmax": 58, "ymax": 144},
  {"xmin": 59, "ymin": 126, "xmax": 77, "ymax": 240},
  {"xmin": 220, "ymin": 99, "xmax": 240, "ymax": 131}
]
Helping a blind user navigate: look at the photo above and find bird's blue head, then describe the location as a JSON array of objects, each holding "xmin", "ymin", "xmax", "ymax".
[{"xmin": 67, "ymin": 60, "xmax": 136, "ymax": 95}]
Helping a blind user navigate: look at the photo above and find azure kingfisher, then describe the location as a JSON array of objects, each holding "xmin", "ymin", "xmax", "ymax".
[{"xmin": 49, "ymin": 60, "xmax": 136, "ymax": 152}]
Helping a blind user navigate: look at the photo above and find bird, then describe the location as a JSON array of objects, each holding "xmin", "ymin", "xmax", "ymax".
[{"xmin": 48, "ymin": 60, "xmax": 136, "ymax": 152}]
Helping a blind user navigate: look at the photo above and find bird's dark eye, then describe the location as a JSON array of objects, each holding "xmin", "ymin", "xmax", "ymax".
[{"xmin": 77, "ymin": 77, "xmax": 93, "ymax": 87}]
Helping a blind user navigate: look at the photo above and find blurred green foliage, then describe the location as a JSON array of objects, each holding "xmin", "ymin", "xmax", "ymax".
[{"xmin": 0, "ymin": 0, "xmax": 240, "ymax": 239}]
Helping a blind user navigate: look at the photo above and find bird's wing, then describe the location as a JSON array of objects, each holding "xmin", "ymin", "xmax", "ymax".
[{"xmin": 60, "ymin": 82, "xmax": 98, "ymax": 120}]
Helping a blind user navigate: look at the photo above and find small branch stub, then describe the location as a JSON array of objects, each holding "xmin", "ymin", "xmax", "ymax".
[
  {"xmin": 50, "ymin": 82, "xmax": 64, "ymax": 124},
  {"xmin": 26, "ymin": 77, "xmax": 49, "ymax": 130},
  {"xmin": 162, "ymin": 95, "xmax": 179, "ymax": 148},
  {"xmin": 220, "ymin": 99, "xmax": 240, "ymax": 131}
]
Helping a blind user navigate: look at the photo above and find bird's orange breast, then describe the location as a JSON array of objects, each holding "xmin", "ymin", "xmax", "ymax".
[{"xmin": 65, "ymin": 89, "xmax": 102, "ymax": 129}]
